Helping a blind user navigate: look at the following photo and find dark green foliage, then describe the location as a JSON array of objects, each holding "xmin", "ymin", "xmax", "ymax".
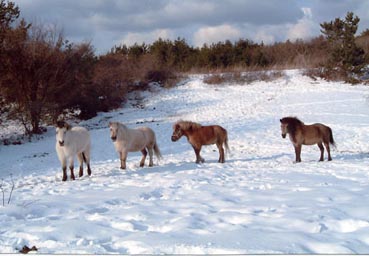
[
  {"xmin": 1, "ymin": 1, "xmax": 369, "ymax": 138},
  {"xmin": 0, "ymin": 0, "xmax": 19, "ymax": 41},
  {"xmin": 128, "ymin": 43, "xmax": 148, "ymax": 59},
  {"xmin": 320, "ymin": 12, "xmax": 367, "ymax": 78}
]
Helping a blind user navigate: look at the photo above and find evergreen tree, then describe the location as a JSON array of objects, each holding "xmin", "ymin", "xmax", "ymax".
[
  {"xmin": 128, "ymin": 43, "xmax": 148, "ymax": 59},
  {"xmin": 320, "ymin": 12, "xmax": 367, "ymax": 75},
  {"xmin": 0, "ymin": 0, "xmax": 20, "ymax": 43},
  {"xmin": 149, "ymin": 38, "xmax": 172, "ymax": 66}
]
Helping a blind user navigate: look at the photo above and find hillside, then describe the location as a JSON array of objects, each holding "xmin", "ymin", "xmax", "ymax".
[{"xmin": 1, "ymin": 70, "xmax": 369, "ymax": 253}]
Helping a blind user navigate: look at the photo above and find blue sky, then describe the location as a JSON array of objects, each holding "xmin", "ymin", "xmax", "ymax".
[{"xmin": 14, "ymin": 0, "xmax": 369, "ymax": 54}]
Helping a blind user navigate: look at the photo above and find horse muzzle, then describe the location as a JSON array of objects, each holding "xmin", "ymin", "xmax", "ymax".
[
  {"xmin": 59, "ymin": 141, "xmax": 65, "ymax": 146},
  {"xmin": 171, "ymin": 136, "xmax": 178, "ymax": 142},
  {"xmin": 281, "ymin": 134, "xmax": 286, "ymax": 139},
  {"xmin": 111, "ymin": 136, "xmax": 117, "ymax": 142}
]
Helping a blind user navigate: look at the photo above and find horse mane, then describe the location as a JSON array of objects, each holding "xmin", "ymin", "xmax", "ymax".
[
  {"xmin": 110, "ymin": 121, "xmax": 128, "ymax": 139},
  {"xmin": 175, "ymin": 120, "xmax": 202, "ymax": 131},
  {"xmin": 109, "ymin": 121, "xmax": 125, "ymax": 129},
  {"xmin": 280, "ymin": 116, "xmax": 304, "ymax": 139},
  {"xmin": 56, "ymin": 120, "xmax": 71, "ymax": 130}
]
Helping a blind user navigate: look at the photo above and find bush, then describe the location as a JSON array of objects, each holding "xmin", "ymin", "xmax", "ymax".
[{"xmin": 320, "ymin": 12, "xmax": 367, "ymax": 79}]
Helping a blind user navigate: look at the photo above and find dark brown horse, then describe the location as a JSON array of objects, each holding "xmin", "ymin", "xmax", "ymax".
[
  {"xmin": 171, "ymin": 120, "xmax": 229, "ymax": 163},
  {"xmin": 280, "ymin": 117, "xmax": 335, "ymax": 162}
]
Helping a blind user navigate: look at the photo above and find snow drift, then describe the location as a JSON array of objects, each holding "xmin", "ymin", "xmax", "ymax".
[{"xmin": 1, "ymin": 70, "xmax": 369, "ymax": 254}]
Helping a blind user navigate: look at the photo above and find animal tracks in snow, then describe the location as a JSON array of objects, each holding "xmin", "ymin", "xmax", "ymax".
[{"xmin": 3, "ymin": 71, "xmax": 369, "ymax": 253}]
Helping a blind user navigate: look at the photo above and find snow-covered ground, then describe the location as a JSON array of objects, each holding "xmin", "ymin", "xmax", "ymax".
[{"xmin": 1, "ymin": 70, "xmax": 369, "ymax": 254}]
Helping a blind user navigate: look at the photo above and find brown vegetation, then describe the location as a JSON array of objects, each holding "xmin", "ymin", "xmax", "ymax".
[{"xmin": 0, "ymin": 1, "xmax": 368, "ymax": 138}]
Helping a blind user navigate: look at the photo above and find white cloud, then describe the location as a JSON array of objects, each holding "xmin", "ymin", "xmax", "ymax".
[
  {"xmin": 254, "ymin": 30, "xmax": 276, "ymax": 45},
  {"xmin": 16, "ymin": 0, "xmax": 369, "ymax": 53},
  {"xmin": 287, "ymin": 7, "xmax": 315, "ymax": 41},
  {"xmin": 193, "ymin": 24, "xmax": 241, "ymax": 47},
  {"xmin": 121, "ymin": 29, "xmax": 174, "ymax": 46}
]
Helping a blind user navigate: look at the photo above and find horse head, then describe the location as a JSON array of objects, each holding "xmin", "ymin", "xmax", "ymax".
[
  {"xmin": 280, "ymin": 119, "xmax": 288, "ymax": 138},
  {"xmin": 109, "ymin": 122, "xmax": 119, "ymax": 142},
  {"xmin": 280, "ymin": 117, "xmax": 302, "ymax": 140},
  {"xmin": 171, "ymin": 123, "xmax": 184, "ymax": 141},
  {"xmin": 56, "ymin": 121, "xmax": 71, "ymax": 146}
]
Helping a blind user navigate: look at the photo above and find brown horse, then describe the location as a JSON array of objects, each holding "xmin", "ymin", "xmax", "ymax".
[
  {"xmin": 171, "ymin": 120, "xmax": 229, "ymax": 163},
  {"xmin": 280, "ymin": 117, "xmax": 335, "ymax": 162}
]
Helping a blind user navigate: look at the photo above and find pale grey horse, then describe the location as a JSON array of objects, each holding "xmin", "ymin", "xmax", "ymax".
[
  {"xmin": 55, "ymin": 121, "xmax": 91, "ymax": 181},
  {"xmin": 109, "ymin": 121, "xmax": 162, "ymax": 169}
]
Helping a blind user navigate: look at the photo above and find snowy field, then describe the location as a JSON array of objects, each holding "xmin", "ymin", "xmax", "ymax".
[{"xmin": 1, "ymin": 70, "xmax": 369, "ymax": 254}]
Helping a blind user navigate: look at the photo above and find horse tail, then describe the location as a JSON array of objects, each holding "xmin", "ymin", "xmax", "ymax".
[
  {"xmin": 153, "ymin": 141, "xmax": 162, "ymax": 160},
  {"xmin": 82, "ymin": 152, "xmax": 87, "ymax": 163},
  {"xmin": 328, "ymin": 127, "xmax": 336, "ymax": 148},
  {"xmin": 224, "ymin": 129, "xmax": 230, "ymax": 154}
]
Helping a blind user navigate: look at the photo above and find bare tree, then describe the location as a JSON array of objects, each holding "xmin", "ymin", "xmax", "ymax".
[{"xmin": 1, "ymin": 20, "xmax": 97, "ymax": 134}]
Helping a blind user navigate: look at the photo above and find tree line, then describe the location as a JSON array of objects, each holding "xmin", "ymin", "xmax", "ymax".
[{"xmin": 0, "ymin": 0, "xmax": 368, "ymax": 137}]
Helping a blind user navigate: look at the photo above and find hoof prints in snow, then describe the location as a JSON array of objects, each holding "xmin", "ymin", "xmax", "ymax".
[{"xmin": 2, "ymin": 71, "xmax": 369, "ymax": 253}]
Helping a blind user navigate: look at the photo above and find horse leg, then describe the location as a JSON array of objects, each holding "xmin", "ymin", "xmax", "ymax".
[
  {"xmin": 140, "ymin": 148, "xmax": 147, "ymax": 167},
  {"xmin": 217, "ymin": 143, "xmax": 225, "ymax": 163},
  {"xmin": 193, "ymin": 146, "xmax": 204, "ymax": 163},
  {"xmin": 87, "ymin": 163, "xmax": 92, "ymax": 176},
  {"xmin": 68, "ymin": 156, "xmax": 75, "ymax": 180},
  {"xmin": 60, "ymin": 157, "xmax": 68, "ymax": 181},
  {"xmin": 82, "ymin": 151, "xmax": 92, "ymax": 176},
  {"xmin": 317, "ymin": 142, "xmax": 324, "ymax": 161},
  {"xmin": 62, "ymin": 166, "xmax": 67, "ymax": 182},
  {"xmin": 70, "ymin": 166, "xmax": 75, "ymax": 180},
  {"xmin": 120, "ymin": 151, "xmax": 127, "ymax": 169},
  {"xmin": 294, "ymin": 144, "xmax": 302, "ymax": 162},
  {"xmin": 77, "ymin": 153, "xmax": 84, "ymax": 177},
  {"xmin": 147, "ymin": 147, "xmax": 154, "ymax": 167},
  {"xmin": 85, "ymin": 153, "xmax": 92, "ymax": 176},
  {"xmin": 324, "ymin": 142, "xmax": 332, "ymax": 161}
]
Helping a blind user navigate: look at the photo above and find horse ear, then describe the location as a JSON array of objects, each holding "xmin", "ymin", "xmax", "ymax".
[
  {"xmin": 56, "ymin": 120, "xmax": 64, "ymax": 128},
  {"xmin": 65, "ymin": 123, "xmax": 71, "ymax": 130}
]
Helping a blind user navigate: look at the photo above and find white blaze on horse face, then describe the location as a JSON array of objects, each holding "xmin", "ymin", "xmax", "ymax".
[
  {"xmin": 56, "ymin": 127, "xmax": 67, "ymax": 146},
  {"xmin": 281, "ymin": 123, "xmax": 288, "ymax": 138}
]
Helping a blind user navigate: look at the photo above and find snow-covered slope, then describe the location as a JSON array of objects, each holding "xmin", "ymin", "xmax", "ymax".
[{"xmin": 1, "ymin": 70, "xmax": 369, "ymax": 254}]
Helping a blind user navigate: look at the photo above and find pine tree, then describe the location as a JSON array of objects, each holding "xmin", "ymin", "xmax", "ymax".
[{"xmin": 320, "ymin": 12, "xmax": 367, "ymax": 76}]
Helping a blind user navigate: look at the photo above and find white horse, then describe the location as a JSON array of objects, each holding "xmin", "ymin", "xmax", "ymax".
[
  {"xmin": 55, "ymin": 121, "xmax": 92, "ymax": 181},
  {"xmin": 109, "ymin": 121, "xmax": 162, "ymax": 169}
]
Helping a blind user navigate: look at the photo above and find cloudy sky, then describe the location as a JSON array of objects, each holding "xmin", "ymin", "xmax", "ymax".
[{"xmin": 14, "ymin": 0, "xmax": 369, "ymax": 54}]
